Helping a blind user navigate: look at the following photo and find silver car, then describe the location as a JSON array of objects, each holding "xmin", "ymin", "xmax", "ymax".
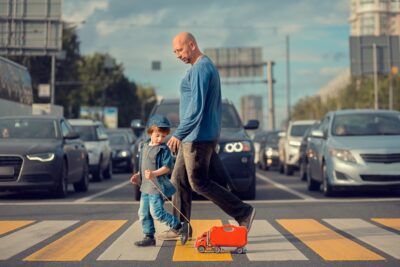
[{"xmin": 306, "ymin": 109, "xmax": 400, "ymax": 196}]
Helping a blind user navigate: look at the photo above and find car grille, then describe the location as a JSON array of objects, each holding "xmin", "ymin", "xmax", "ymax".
[
  {"xmin": 360, "ymin": 175, "xmax": 400, "ymax": 182},
  {"xmin": 0, "ymin": 156, "xmax": 23, "ymax": 181},
  {"xmin": 360, "ymin": 153, "xmax": 400, "ymax": 164}
]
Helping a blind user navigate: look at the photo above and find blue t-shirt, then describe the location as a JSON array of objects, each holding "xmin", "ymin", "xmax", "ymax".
[{"xmin": 173, "ymin": 56, "xmax": 222, "ymax": 142}]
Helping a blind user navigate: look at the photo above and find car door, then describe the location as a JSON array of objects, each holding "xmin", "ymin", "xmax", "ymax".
[
  {"xmin": 60, "ymin": 120, "xmax": 82, "ymax": 181},
  {"xmin": 313, "ymin": 115, "xmax": 330, "ymax": 181}
]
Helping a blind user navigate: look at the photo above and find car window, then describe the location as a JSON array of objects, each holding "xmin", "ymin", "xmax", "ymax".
[
  {"xmin": 0, "ymin": 118, "xmax": 58, "ymax": 139},
  {"xmin": 72, "ymin": 125, "xmax": 98, "ymax": 141},
  {"xmin": 332, "ymin": 113, "xmax": 400, "ymax": 136},
  {"xmin": 290, "ymin": 125, "xmax": 311, "ymax": 137},
  {"xmin": 152, "ymin": 102, "xmax": 241, "ymax": 128},
  {"xmin": 60, "ymin": 120, "xmax": 73, "ymax": 137},
  {"xmin": 109, "ymin": 134, "xmax": 128, "ymax": 145},
  {"xmin": 266, "ymin": 132, "xmax": 279, "ymax": 143}
]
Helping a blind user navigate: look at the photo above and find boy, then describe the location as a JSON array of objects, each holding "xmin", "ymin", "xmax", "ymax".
[{"xmin": 130, "ymin": 114, "xmax": 188, "ymax": 247}]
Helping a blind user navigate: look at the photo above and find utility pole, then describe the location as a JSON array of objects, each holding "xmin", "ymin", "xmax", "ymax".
[
  {"xmin": 285, "ymin": 35, "xmax": 291, "ymax": 124},
  {"xmin": 50, "ymin": 55, "xmax": 56, "ymax": 105},
  {"xmin": 373, "ymin": 43, "xmax": 379, "ymax": 110},
  {"xmin": 267, "ymin": 61, "xmax": 275, "ymax": 130}
]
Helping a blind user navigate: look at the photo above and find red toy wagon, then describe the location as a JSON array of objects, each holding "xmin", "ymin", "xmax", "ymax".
[{"xmin": 194, "ymin": 224, "xmax": 247, "ymax": 254}]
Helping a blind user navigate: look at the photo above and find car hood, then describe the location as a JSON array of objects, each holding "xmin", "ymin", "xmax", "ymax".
[
  {"xmin": 219, "ymin": 128, "xmax": 250, "ymax": 142},
  {"xmin": 0, "ymin": 139, "xmax": 60, "ymax": 154},
  {"xmin": 328, "ymin": 135, "xmax": 400, "ymax": 151}
]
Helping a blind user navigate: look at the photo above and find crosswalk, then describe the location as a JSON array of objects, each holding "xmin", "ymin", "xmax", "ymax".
[{"xmin": 0, "ymin": 218, "xmax": 399, "ymax": 262}]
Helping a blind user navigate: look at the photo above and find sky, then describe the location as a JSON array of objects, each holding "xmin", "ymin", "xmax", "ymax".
[{"xmin": 63, "ymin": 0, "xmax": 350, "ymax": 129}]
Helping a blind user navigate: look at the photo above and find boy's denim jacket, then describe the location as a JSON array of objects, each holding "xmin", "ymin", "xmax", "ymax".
[{"xmin": 138, "ymin": 139, "xmax": 176, "ymax": 197}]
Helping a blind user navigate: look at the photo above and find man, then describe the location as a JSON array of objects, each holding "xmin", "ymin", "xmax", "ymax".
[{"xmin": 158, "ymin": 32, "xmax": 255, "ymax": 241}]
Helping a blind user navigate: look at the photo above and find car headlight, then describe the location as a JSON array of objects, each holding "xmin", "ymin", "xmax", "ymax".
[
  {"xmin": 329, "ymin": 148, "xmax": 356, "ymax": 163},
  {"xmin": 289, "ymin": 140, "xmax": 301, "ymax": 147},
  {"xmin": 223, "ymin": 141, "xmax": 251, "ymax": 153},
  {"xmin": 118, "ymin": 150, "xmax": 130, "ymax": 157},
  {"xmin": 266, "ymin": 147, "xmax": 279, "ymax": 157},
  {"xmin": 27, "ymin": 153, "xmax": 55, "ymax": 162}
]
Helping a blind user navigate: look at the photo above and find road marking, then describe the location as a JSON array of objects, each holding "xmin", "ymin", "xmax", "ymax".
[
  {"xmin": 74, "ymin": 181, "xmax": 130, "ymax": 203},
  {"xmin": 229, "ymin": 219, "xmax": 307, "ymax": 261},
  {"xmin": 0, "ymin": 220, "xmax": 78, "ymax": 260},
  {"xmin": 0, "ymin": 220, "xmax": 35, "ymax": 235},
  {"xmin": 24, "ymin": 220, "xmax": 126, "ymax": 261},
  {"xmin": 256, "ymin": 173, "xmax": 316, "ymax": 200},
  {"xmin": 277, "ymin": 219, "xmax": 384, "ymax": 261},
  {"xmin": 98, "ymin": 220, "xmax": 168, "ymax": 260},
  {"xmin": 372, "ymin": 218, "xmax": 400, "ymax": 231},
  {"xmin": 172, "ymin": 219, "xmax": 233, "ymax": 261},
  {"xmin": 324, "ymin": 218, "xmax": 400, "ymax": 259}
]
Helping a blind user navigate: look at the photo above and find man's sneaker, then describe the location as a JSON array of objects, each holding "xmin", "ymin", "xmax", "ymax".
[
  {"xmin": 238, "ymin": 207, "xmax": 256, "ymax": 231},
  {"xmin": 134, "ymin": 236, "xmax": 156, "ymax": 247},
  {"xmin": 157, "ymin": 223, "xmax": 193, "ymax": 241}
]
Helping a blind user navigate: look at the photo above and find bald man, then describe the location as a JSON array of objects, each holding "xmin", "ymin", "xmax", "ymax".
[{"xmin": 159, "ymin": 32, "xmax": 255, "ymax": 241}]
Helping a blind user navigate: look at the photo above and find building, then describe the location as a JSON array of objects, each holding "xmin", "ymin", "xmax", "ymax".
[
  {"xmin": 349, "ymin": 0, "xmax": 400, "ymax": 76},
  {"xmin": 240, "ymin": 95, "xmax": 263, "ymax": 129}
]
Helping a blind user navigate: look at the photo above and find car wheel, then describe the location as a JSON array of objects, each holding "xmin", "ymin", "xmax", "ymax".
[
  {"xmin": 284, "ymin": 163, "xmax": 293, "ymax": 176},
  {"xmin": 213, "ymin": 246, "xmax": 221, "ymax": 253},
  {"xmin": 299, "ymin": 159, "xmax": 307, "ymax": 181},
  {"xmin": 103, "ymin": 160, "xmax": 112, "ymax": 179},
  {"xmin": 92, "ymin": 156, "xmax": 103, "ymax": 182},
  {"xmin": 53, "ymin": 159, "xmax": 68, "ymax": 198},
  {"xmin": 322, "ymin": 163, "xmax": 334, "ymax": 197},
  {"xmin": 307, "ymin": 162, "xmax": 320, "ymax": 191},
  {"xmin": 236, "ymin": 247, "xmax": 244, "ymax": 254},
  {"xmin": 74, "ymin": 160, "xmax": 89, "ymax": 192}
]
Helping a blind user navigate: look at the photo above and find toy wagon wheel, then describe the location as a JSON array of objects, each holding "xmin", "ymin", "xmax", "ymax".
[
  {"xmin": 236, "ymin": 247, "xmax": 244, "ymax": 254},
  {"xmin": 197, "ymin": 246, "xmax": 205, "ymax": 253},
  {"xmin": 213, "ymin": 246, "xmax": 221, "ymax": 253}
]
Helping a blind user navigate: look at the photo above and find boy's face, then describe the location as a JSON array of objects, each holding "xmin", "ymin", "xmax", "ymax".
[{"xmin": 150, "ymin": 130, "xmax": 167, "ymax": 145}]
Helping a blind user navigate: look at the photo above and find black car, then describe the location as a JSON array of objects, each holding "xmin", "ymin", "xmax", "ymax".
[
  {"xmin": 131, "ymin": 98, "xmax": 259, "ymax": 200},
  {"xmin": 298, "ymin": 121, "xmax": 320, "ymax": 181},
  {"xmin": 0, "ymin": 116, "xmax": 89, "ymax": 197},
  {"xmin": 106, "ymin": 128, "xmax": 136, "ymax": 173},
  {"xmin": 258, "ymin": 130, "xmax": 281, "ymax": 170}
]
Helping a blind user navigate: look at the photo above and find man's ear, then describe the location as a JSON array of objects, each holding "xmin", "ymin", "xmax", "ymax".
[{"xmin": 189, "ymin": 41, "xmax": 196, "ymax": 51}]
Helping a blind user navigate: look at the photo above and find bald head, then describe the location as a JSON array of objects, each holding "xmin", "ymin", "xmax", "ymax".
[{"xmin": 172, "ymin": 32, "xmax": 202, "ymax": 65}]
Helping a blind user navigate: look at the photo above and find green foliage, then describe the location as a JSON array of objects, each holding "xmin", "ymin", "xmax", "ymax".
[{"xmin": 291, "ymin": 76, "xmax": 400, "ymax": 121}]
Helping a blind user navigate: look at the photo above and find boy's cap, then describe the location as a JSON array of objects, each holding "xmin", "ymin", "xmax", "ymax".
[{"xmin": 147, "ymin": 114, "xmax": 171, "ymax": 128}]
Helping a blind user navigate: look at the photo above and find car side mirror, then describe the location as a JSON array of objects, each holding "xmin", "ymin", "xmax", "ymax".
[
  {"xmin": 244, "ymin": 120, "xmax": 259, "ymax": 130},
  {"xmin": 64, "ymin": 131, "xmax": 80, "ymax": 140},
  {"xmin": 130, "ymin": 119, "xmax": 146, "ymax": 137},
  {"xmin": 311, "ymin": 129, "xmax": 324, "ymax": 138}
]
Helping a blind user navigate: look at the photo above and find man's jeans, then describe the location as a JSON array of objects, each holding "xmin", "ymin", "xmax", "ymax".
[
  {"xmin": 171, "ymin": 142, "xmax": 252, "ymax": 222},
  {"xmin": 138, "ymin": 193, "xmax": 180, "ymax": 236}
]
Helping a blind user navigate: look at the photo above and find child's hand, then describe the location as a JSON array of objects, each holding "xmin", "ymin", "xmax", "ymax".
[
  {"xmin": 130, "ymin": 173, "xmax": 140, "ymax": 184},
  {"xmin": 144, "ymin": 169, "xmax": 155, "ymax": 180}
]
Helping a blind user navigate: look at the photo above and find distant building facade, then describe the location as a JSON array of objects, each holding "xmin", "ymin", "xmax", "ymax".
[
  {"xmin": 349, "ymin": 0, "xmax": 400, "ymax": 75},
  {"xmin": 241, "ymin": 95, "xmax": 263, "ymax": 129}
]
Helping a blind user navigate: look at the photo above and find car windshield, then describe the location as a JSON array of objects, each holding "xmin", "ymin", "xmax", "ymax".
[
  {"xmin": 332, "ymin": 113, "xmax": 400, "ymax": 136},
  {"xmin": 290, "ymin": 125, "xmax": 311, "ymax": 137},
  {"xmin": 72, "ymin": 125, "xmax": 97, "ymax": 141},
  {"xmin": 266, "ymin": 132, "xmax": 280, "ymax": 143},
  {"xmin": 0, "ymin": 118, "xmax": 58, "ymax": 139},
  {"xmin": 109, "ymin": 134, "xmax": 128, "ymax": 145},
  {"xmin": 152, "ymin": 102, "xmax": 242, "ymax": 128}
]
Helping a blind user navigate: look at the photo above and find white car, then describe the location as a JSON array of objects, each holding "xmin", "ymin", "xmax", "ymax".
[
  {"xmin": 279, "ymin": 120, "xmax": 317, "ymax": 175},
  {"xmin": 68, "ymin": 119, "xmax": 112, "ymax": 181},
  {"xmin": 307, "ymin": 109, "xmax": 400, "ymax": 196}
]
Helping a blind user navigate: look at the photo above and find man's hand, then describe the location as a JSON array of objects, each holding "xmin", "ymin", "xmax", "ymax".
[
  {"xmin": 130, "ymin": 173, "xmax": 140, "ymax": 184},
  {"xmin": 167, "ymin": 136, "xmax": 181, "ymax": 154},
  {"xmin": 144, "ymin": 169, "xmax": 155, "ymax": 180}
]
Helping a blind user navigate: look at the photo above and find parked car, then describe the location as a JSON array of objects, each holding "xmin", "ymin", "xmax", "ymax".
[
  {"xmin": 131, "ymin": 98, "xmax": 259, "ymax": 200},
  {"xmin": 68, "ymin": 119, "xmax": 112, "ymax": 181},
  {"xmin": 258, "ymin": 130, "xmax": 281, "ymax": 170},
  {"xmin": 278, "ymin": 120, "xmax": 317, "ymax": 175},
  {"xmin": 0, "ymin": 116, "xmax": 89, "ymax": 197},
  {"xmin": 106, "ymin": 128, "xmax": 136, "ymax": 173},
  {"xmin": 298, "ymin": 121, "xmax": 320, "ymax": 180},
  {"xmin": 306, "ymin": 109, "xmax": 400, "ymax": 196},
  {"xmin": 251, "ymin": 131, "xmax": 269, "ymax": 166}
]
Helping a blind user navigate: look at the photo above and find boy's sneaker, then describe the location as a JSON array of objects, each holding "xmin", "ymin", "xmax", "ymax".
[
  {"xmin": 238, "ymin": 207, "xmax": 256, "ymax": 231},
  {"xmin": 134, "ymin": 236, "xmax": 156, "ymax": 247}
]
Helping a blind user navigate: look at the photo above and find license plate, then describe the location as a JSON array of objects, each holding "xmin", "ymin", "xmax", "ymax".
[{"xmin": 0, "ymin": 166, "xmax": 15, "ymax": 177}]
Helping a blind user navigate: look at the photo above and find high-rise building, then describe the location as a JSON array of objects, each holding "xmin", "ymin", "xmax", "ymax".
[
  {"xmin": 349, "ymin": 0, "xmax": 400, "ymax": 76},
  {"xmin": 240, "ymin": 95, "xmax": 263, "ymax": 129},
  {"xmin": 350, "ymin": 0, "xmax": 400, "ymax": 36}
]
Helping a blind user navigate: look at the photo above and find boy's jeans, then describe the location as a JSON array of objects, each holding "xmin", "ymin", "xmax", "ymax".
[{"xmin": 138, "ymin": 193, "xmax": 180, "ymax": 236}]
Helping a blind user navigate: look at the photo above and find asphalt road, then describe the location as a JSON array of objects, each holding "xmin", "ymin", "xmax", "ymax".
[{"xmin": 0, "ymin": 168, "xmax": 399, "ymax": 267}]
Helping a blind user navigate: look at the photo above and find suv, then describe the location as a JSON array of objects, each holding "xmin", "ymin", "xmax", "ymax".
[
  {"xmin": 131, "ymin": 98, "xmax": 259, "ymax": 200},
  {"xmin": 278, "ymin": 120, "xmax": 317, "ymax": 175},
  {"xmin": 69, "ymin": 119, "xmax": 112, "ymax": 181}
]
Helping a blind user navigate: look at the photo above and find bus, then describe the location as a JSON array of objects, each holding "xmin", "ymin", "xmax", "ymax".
[{"xmin": 0, "ymin": 56, "xmax": 33, "ymax": 116}]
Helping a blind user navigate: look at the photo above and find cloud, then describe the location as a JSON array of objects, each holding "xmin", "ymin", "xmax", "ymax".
[
  {"xmin": 319, "ymin": 67, "xmax": 346, "ymax": 76},
  {"xmin": 63, "ymin": 0, "xmax": 109, "ymax": 24}
]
